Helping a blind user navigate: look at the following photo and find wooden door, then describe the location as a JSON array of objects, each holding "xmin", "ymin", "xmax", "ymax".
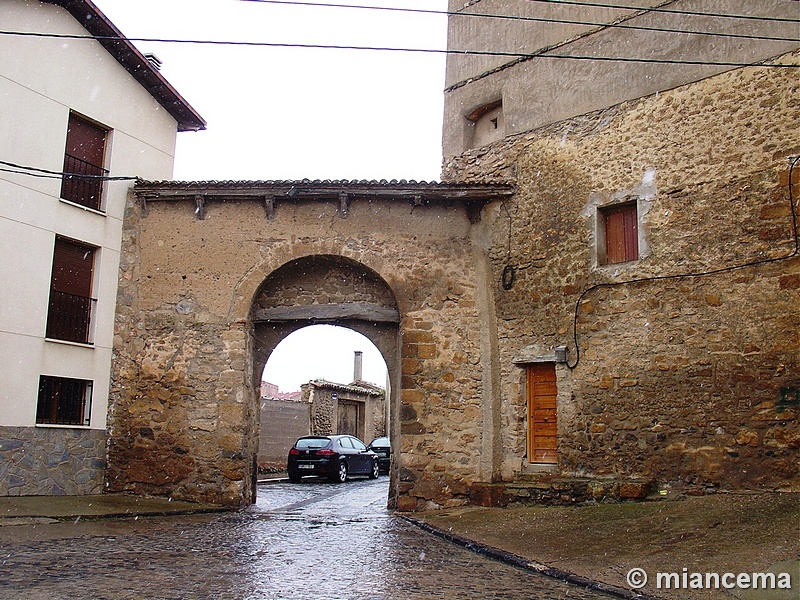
[
  {"xmin": 337, "ymin": 401, "xmax": 360, "ymax": 437},
  {"xmin": 527, "ymin": 363, "xmax": 557, "ymax": 464}
]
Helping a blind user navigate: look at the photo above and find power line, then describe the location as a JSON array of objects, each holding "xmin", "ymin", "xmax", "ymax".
[
  {"xmin": 525, "ymin": 0, "xmax": 800, "ymax": 25},
  {"xmin": 2, "ymin": 30, "xmax": 799, "ymax": 69},
  {"xmin": 242, "ymin": 0, "xmax": 800, "ymax": 44},
  {"xmin": 0, "ymin": 160, "xmax": 137, "ymax": 181}
]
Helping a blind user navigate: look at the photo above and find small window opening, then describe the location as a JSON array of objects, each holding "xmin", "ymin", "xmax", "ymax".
[{"xmin": 600, "ymin": 201, "xmax": 639, "ymax": 264}]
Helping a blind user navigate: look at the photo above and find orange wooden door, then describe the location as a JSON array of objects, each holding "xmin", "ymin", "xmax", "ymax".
[{"xmin": 527, "ymin": 363, "xmax": 557, "ymax": 464}]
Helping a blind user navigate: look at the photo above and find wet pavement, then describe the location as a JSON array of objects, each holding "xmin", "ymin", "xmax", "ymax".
[{"xmin": 0, "ymin": 477, "xmax": 616, "ymax": 599}]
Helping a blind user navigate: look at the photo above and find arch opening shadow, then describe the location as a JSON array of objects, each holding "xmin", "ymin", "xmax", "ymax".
[{"xmin": 249, "ymin": 255, "xmax": 401, "ymax": 507}]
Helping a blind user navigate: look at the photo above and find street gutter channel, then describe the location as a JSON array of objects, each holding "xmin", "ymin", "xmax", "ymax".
[{"xmin": 401, "ymin": 515, "xmax": 663, "ymax": 600}]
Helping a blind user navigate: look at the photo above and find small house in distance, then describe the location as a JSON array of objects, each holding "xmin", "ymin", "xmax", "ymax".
[{"xmin": 257, "ymin": 351, "xmax": 387, "ymax": 473}]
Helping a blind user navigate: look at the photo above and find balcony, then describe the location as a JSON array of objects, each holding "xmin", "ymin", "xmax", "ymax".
[
  {"xmin": 45, "ymin": 290, "xmax": 96, "ymax": 344},
  {"xmin": 61, "ymin": 154, "xmax": 107, "ymax": 211}
]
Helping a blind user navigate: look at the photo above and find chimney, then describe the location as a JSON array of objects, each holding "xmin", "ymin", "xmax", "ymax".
[
  {"xmin": 144, "ymin": 53, "xmax": 163, "ymax": 71},
  {"xmin": 353, "ymin": 351, "xmax": 363, "ymax": 382}
]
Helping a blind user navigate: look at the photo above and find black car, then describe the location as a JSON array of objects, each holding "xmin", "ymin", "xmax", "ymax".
[
  {"xmin": 287, "ymin": 435, "xmax": 379, "ymax": 483},
  {"xmin": 367, "ymin": 436, "xmax": 391, "ymax": 474}
]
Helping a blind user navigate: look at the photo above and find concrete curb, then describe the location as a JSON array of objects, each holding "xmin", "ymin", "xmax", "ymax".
[
  {"xmin": 401, "ymin": 515, "xmax": 663, "ymax": 600},
  {"xmin": 0, "ymin": 506, "xmax": 228, "ymax": 525}
]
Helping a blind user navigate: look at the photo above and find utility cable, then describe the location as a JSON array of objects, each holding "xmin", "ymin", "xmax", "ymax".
[
  {"xmin": 243, "ymin": 0, "xmax": 800, "ymax": 44},
  {"xmin": 565, "ymin": 156, "xmax": 800, "ymax": 369},
  {"xmin": 0, "ymin": 160, "xmax": 137, "ymax": 181},
  {"xmin": 2, "ymin": 30, "xmax": 799, "ymax": 68},
  {"xmin": 525, "ymin": 0, "xmax": 800, "ymax": 24}
]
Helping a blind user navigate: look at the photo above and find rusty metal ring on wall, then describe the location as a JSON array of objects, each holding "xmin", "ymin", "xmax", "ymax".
[{"xmin": 501, "ymin": 265, "xmax": 515, "ymax": 290}]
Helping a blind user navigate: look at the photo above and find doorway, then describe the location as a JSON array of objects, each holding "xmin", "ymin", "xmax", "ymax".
[{"xmin": 527, "ymin": 363, "xmax": 557, "ymax": 464}]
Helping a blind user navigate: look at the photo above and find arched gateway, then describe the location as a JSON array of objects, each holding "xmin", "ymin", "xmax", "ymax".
[{"xmin": 107, "ymin": 180, "xmax": 513, "ymax": 508}]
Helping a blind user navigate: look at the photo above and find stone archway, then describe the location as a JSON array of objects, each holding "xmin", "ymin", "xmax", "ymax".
[
  {"xmin": 108, "ymin": 180, "xmax": 513, "ymax": 509},
  {"xmin": 250, "ymin": 255, "xmax": 401, "ymax": 506}
]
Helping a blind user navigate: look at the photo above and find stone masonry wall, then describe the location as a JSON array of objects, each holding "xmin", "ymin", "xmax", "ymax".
[
  {"xmin": 110, "ymin": 192, "xmax": 494, "ymax": 508},
  {"xmin": 443, "ymin": 54, "xmax": 800, "ymax": 494},
  {"xmin": 0, "ymin": 426, "xmax": 105, "ymax": 495}
]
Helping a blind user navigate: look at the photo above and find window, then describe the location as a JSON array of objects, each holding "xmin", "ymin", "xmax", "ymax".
[
  {"xmin": 46, "ymin": 237, "xmax": 96, "ymax": 344},
  {"xmin": 61, "ymin": 113, "xmax": 108, "ymax": 211},
  {"xmin": 468, "ymin": 100, "xmax": 504, "ymax": 149},
  {"xmin": 601, "ymin": 201, "xmax": 639, "ymax": 264},
  {"xmin": 36, "ymin": 375, "xmax": 92, "ymax": 426}
]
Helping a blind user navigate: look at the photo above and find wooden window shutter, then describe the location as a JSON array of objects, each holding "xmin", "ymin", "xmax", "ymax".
[
  {"xmin": 61, "ymin": 113, "xmax": 107, "ymax": 210},
  {"xmin": 46, "ymin": 237, "xmax": 95, "ymax": 343},
  {"xmin": 64, "ymin": 114, "xmax": 106, "ymax": 167},
  {"xmin": 52, "ymin": 237, "xmax": 94, "ymax": 297},
  {"xmin": 604, "ymin": 202, "xmax": 638, "ymax": 264}
]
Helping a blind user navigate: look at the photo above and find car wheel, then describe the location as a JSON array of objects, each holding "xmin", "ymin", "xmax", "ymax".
[
  {"xmin": 369, "ymin": 460, "xmax": 379, "ymax": 479},
  {"xmin": 330, "ymin": 461, "xmax": 347, "ymax": 483},
  {"xmin": 288, "ymin": 471, "xmax": 301, "ymax": 483}
]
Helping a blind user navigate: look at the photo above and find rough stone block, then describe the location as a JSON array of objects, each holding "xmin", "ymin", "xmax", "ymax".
[{"xmin": 619, "ymin": 482, "xmax": 651, "ymax": 499}]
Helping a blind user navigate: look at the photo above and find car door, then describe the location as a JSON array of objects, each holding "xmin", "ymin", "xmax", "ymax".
[
  {"xmin": 350, "ymin": 436, "xmax": 370, "ymax": 474},
  {"xmin": 337, "ymin": 436, "xmax": 356, "ymax": 472}
]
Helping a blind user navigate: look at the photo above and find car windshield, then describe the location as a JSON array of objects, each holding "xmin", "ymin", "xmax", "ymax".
[{"xmin": 295, "ymin": 437, "xmax": 331, "ymax": 450}]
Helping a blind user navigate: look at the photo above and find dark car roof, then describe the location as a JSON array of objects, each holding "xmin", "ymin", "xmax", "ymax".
[{"xmin": 294, "ymin": 434, "xmax": 362, "ymax": 443}]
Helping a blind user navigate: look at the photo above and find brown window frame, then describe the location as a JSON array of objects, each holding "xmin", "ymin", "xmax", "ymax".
[
  {"xmin": 600, "ymin": 201, "xmax": 639, "ymax": 265},
  {"xmin": 45, "ymin": 236, "xmax": 96, "ymax": 344},
  {"xmin": 60, "ymin": 112, "xmax": 108, "ymax": 212},
  {"xmin": 36, "ymin": 375, "xmax": 92, "ymax": 426}
]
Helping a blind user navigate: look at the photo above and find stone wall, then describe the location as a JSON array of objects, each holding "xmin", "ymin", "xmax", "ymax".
[
  {"xmin": 302, "ymin": 380, "xmax": 386, "ymax": 443},
  {"xmin": 109, "ymin": 186, "xmax": 506, "ymax": 508},
  {"xmin": 0, "ymin": 426, "xmax": 105, "ymax": 495},
  {"xmin": 443, "ymin": 54, "xmax": 800, "ymax": 494}
]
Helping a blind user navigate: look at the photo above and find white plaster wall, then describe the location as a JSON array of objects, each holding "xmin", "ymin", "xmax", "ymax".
[{"xmin": 0, "ymin": 0, "xmax": 186, "ymax": 428}]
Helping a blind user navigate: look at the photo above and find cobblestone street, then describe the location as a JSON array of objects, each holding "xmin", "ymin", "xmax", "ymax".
[{"xmin": 0, "ymin": 478, "xmax": 617, "ymax": 599}]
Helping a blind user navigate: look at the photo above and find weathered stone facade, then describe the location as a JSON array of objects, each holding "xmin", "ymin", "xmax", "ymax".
[
  {"xmin": 109, "ymin": 182, "xmax": 512, "ymax": 507},
  {"xmin": 105, "ymin": 40, "xmax": 798, "ymax": 510},
  {"xmin": 442, "ymin": 53, "xmax": 800, "ymax": 496},
  {"xmin": 301, "ymin": 379, "xmax": 386, "ymax": 442}
]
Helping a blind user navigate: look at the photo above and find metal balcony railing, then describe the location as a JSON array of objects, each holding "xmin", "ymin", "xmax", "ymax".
[
  {"xmin": 45, "ymin": 290, "xmax": 96, "ymax": 344},
  {"xmin": 61, "ymin": 154, "xmax": 107, "ymax": 211}
]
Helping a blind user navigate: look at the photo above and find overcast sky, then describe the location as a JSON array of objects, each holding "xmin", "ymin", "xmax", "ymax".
[
  {"xmin": 91, "ymin": 0, "xmax": 448, "ymax": 391},
  {"xmin": 94, "ymin": 0, "xmax": 448, "ymax": 182}
]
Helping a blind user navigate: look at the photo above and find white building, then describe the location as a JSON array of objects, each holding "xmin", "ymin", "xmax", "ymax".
[{"xmin": 0, "ymin": 0, "xmax": 204, "ymax": 495}]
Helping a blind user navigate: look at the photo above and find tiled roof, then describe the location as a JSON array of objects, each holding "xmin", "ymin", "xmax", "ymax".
[
  {"xmin": 46, "ymin": 0, "xmax": 205, "ymax": 131},
  {"xmin": 307, "ymin": 379, "xmax": 386, "ymax": 397},
  {"xmin": 134, "ymin": 178, "xmax": 515, "ymax": 201}
]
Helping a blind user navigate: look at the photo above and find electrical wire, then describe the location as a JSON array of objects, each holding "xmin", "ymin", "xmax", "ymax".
[
  {"xmin": 242, "ymin": 0, "xmax": 800, "ymax": 44},
  {"xmin": 2, "ymin": 30, "xmax": 799, "ymax": 68},
  {"xmin": 0, "ymin": 160, "xmax": 137, "ymax": 181},
  {"xmin": 525, "ymin": 0, "xmax": 800, "ymax": 25},
  {"xmin": 565, "ymin": 156, "xmax": 800, "ymax": 370}
]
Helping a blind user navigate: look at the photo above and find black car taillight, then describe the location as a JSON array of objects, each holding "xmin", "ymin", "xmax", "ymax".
[{"xmin": 289, "ymin": 448, "xmax": 300, "ymax": 455}]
